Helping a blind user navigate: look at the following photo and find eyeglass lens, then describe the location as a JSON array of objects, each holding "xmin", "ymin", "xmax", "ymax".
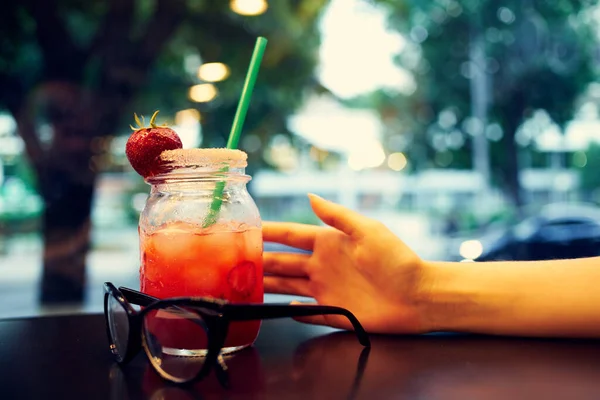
[
  {"xmin": 143, "ymin": 306, "xmax": 210, "ymax": 382},
  {"xmin": 107, "ymin": 294, "xmax": 130, "ymax": 361}
]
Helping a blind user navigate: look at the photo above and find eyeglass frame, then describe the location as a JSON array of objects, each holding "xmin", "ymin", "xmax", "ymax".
[{"xmin": 103, "ymin": 282, "xmax": 371, "ymax": 385}]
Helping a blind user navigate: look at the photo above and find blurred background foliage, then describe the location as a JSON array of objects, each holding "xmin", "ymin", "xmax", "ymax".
[{"xmin": 366, "ymin": 0, "xmax": 599, "ymax": 208}]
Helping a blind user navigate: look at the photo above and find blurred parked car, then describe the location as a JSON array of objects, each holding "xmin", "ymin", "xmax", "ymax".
[{"xmin": 449, "ymin": 203, "xmax": 600, "ymax": 262}]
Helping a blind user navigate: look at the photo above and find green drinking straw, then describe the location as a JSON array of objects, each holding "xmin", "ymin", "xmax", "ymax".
[{"xmin": 203, "ymin": 37, "xmax": 268, "ymax": 227}]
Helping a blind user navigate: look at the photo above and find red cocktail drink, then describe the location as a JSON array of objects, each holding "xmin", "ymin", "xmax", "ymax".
[{"xmin": 140, "ymin": 221, "xmax": 263, "ymax": 350}]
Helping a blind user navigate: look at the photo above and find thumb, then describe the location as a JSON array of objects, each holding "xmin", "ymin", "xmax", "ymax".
[
  {"xmin": 289, "ymin": 300, "xmax": 329, "ymax": 326},
  {"xmin": 308, "ymin": 193, "xmax": 367, "ymax": 237},
  {"xmin": 290, "ymin": 300, "xmax": 353, "ymax": 330}
]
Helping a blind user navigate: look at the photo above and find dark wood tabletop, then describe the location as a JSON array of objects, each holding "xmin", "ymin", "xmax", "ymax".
[{"xmin": 1, "ymin": 313, "xmax": 599, "ymax": 400}]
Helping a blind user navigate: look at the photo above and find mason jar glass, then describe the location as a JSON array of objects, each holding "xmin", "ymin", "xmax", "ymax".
[{"xmin": 138, "ymin": 148, "xmax": 263, "ymax": 353}]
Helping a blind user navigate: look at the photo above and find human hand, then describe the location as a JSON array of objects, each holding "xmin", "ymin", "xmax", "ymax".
[{"xmin": 263, "ymin": 194, "xmax": 431, "ymax": 334}]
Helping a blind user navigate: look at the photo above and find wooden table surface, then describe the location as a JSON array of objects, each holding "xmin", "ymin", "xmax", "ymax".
[{"xmin": 1, "ymin": 313, "xmax": 599, "ymax": 399}]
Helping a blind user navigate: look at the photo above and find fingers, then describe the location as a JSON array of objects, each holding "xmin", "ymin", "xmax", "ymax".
[
  {"xmin": 262, "ymin": 221, "xmax": 320, "ymax": 251},
  {"xmin": 264, "ymin": 252, "xmax": 310, "ymax": 277},
  {"xmin": 264, "ymin": 276, "xmax": 312, "ymax": 297},
  {"xmin": 308, "ymin": 193, "xmax": 369, "ymax": 238}
]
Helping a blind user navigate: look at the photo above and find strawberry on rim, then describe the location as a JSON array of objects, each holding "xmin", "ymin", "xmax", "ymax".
[{"xmin": 125, "ymin": 110, "xmax": 183, "ymax": 178}]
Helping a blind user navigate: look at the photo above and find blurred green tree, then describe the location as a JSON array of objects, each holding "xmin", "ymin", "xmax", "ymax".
[
  {"xmin": 0, "ymin": 0, "xmax": 328, "ymax": 302},
  {"xmin": 369, "ymin": 0, "xmax": 598, "ymax": 210}
]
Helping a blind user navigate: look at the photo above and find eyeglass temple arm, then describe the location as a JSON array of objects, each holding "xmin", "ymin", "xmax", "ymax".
[
  {"xmin": 116, "ymin": 287, "xmax": 370, "ymax": 346},
  {"xmin": 224, "ymin": 304, "xmax": 371, "ymax": 347},
  {"xmin": 119, "ymin": 287, "xmax": 159, "ymax": 307}
]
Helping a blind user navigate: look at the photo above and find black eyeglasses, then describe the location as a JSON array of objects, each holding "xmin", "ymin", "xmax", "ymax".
[{"xmin": 103, "ymin": 282, "xmax": 370, "ymax": 385}]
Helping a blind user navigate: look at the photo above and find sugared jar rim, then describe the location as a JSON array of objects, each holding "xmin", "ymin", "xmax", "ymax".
[{"xmin": 159, "ymin": 148, "xmax": 248, "ymax": 168}]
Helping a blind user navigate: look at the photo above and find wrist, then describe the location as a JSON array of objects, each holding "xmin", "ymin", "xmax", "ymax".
[
  {"xmin": 415, "ymin": 260, "xmax": 473, "ymax": 333},
  {"xmin": 412, "ymin": 259, "xmax": 445, "ymax": 333}
]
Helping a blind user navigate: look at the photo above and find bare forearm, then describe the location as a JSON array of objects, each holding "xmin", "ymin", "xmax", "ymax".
[{"xmin": 421, "ymin": 257, "xmax": 600, "ymax": 338}]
